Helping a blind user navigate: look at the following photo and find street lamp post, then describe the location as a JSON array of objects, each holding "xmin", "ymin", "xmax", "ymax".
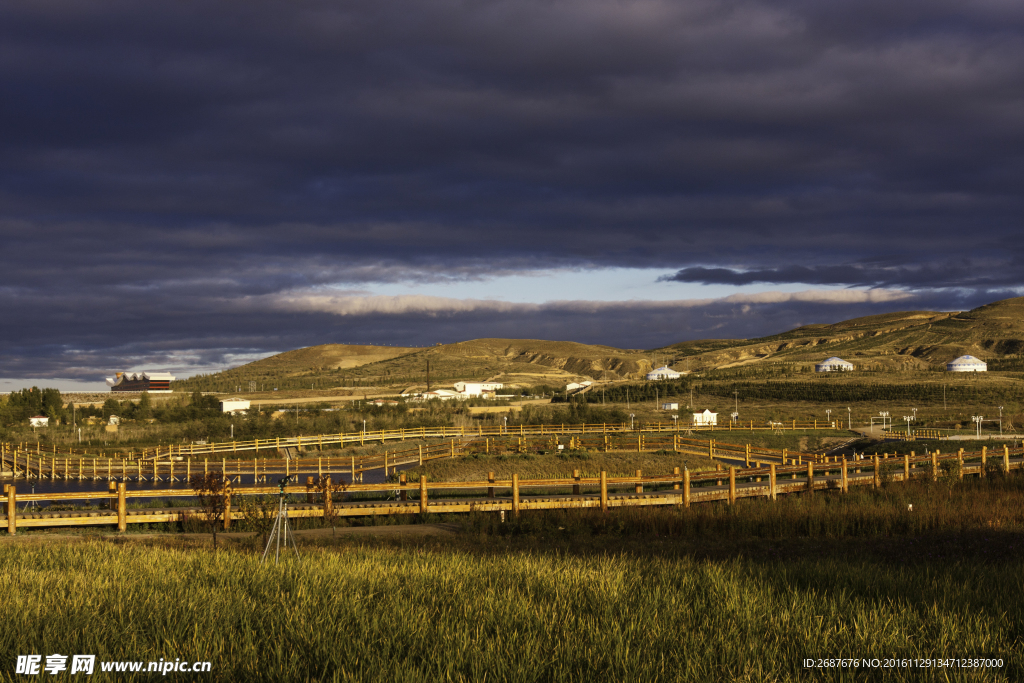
[
  {"xmin": 847, "ymin": 407, "xmax": 851, "ymax": 430},
  {"xmin": 972, "ymin": 415, "xmax": 983, "ymax": 439},
  {"xmin": 826, "ymin": 409, "xmax": 832, "ymax": 428},
  {"xmin": 630, "ymin": 413, "xmax": 635, "ymax": 430},
  {"xmin": 672, "ymin": 414, "xmax": 678, "ymax": 431},
  {"xmin": 903, "ymin": 415, "xmax": 913, "ymax": 437}
]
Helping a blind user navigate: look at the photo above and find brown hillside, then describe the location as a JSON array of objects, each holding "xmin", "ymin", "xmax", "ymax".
[{"xmin": 655, "ymin": 296, "xmax": 1024, "ymax": 371}]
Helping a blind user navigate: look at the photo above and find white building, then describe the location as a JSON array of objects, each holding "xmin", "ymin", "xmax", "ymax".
[
  {"xmin": 453, "ymin": 382, "xmax": 504, "ymax": 397},
  {"xmin": 565, "ymin": 381, "xmax": 593, "ymax": 394},
  {"xmin": 421, "ymin": 389, "xmax": 463, "ymax": 401},
  {"xmin": 947, "ymin": 355, "xmax": 987, "ymax": 372},
  {"xmin": 646, "ymin": 366, "xmax": 682, "ymax": 380},
  {"xmin": 219, "ymin": 398, "xmax": 251, "ymax": 414},
  {"xmin": 692, "ymin": 409, "xmax": 718, "ymax": 426},
  {"xmin": 28, "ymin": 416, "xmax": 49, "ymax": 427},
  {"xmin": 108, "ymin": 415, "xmax": 120, "ymax": 426},
  {"xmin": 661, "ymin": 402, "xmax": 679, "ymax": 410},
  {"xmin": 815, "ymin": 357, "xmax": 854, "ymax": 372}
]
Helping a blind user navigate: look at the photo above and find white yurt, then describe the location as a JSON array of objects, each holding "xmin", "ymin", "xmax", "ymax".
[
  {"xmin": 646, "ymin": 366, "xmax": 681, "ymax": 380},
  {"xmin": 815, "ymin": 357, "xmax": 854, "ymax": 372},
  {"xmin": 946, "ymin": 355, "xmax": 987, "ymax": 372}
]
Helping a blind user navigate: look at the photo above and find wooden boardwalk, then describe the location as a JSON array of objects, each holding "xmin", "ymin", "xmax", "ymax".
[
  {"xmin": 1, "ymin": 432, "xmax": 822, "ymax": 483},
  {"xmin": 3, "ymin": 446, "xmax": 1021, "ymax": 534}
]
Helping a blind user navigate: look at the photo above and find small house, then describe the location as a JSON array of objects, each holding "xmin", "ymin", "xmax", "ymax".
[
  {"xmin": 692, "ymin": 409, "xmax": 717, "ymax": 426},
  {"xmin": 219, "ymin": 398, "xmax": 251, "ymax": 414},
  {"xmin": 28, "ymin": 416, "xmax": 49, "ymax": 427}
]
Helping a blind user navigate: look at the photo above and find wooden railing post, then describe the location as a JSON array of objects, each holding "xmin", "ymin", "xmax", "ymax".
[
  {"xmin": 683, "ymin": 468, "xmax": 691, "ymax": 507},
  {"xmin": 600, "ymin": 471, "xmax": 608, "ymax": 513},
  {"xmin": 673, "ymin": 466, "xmax": 680, "ymax": 491},
  {"xmin": 325, "ymin": 476, "xmax": 335, "ymax": 516},
  {"xmin": 635, "ymin": 469, "xmax": 643, "ymax": 494},
  {"xmin": 488, "ymin": 471, "xmax": 496, "ymax": 498},
  {"xmin": 981, "ymin": 446, "xmax": 987, "ymax": 477},
  {"xmin": 873, "ymin": 456, "xmax": 880, "ymax": 488},
  {"xmin": 109, "ymin": 480, "xmax": 117, "ymax": 510},
  {"xmin": 223, "ymin": 484, "xmax": 232, "ymax": 530},
  {"xmin": 769, "ymin": 464, "xmax": 776, "ymax": 501},
  {"xmin": 1004, "ymin": 445, "xmax": 1010, "ymax": 474},
  {"xmin": 931, "ymin": 451, "xmax": 938, "ymax": 481},
  {"xmin": 903, "ymin": 453, "xmax": 910, "ymax": 482},
  {"xmin": 572, "ymin": 470, "xmax": 580, "ymax": 496},
  {"xmin": 728, "ymin": 467, "xmax": 736, "ymax": 504},
  {"xmin": 419, "ymin": 475, "xmax": 428, "ymax": 515},
  {"xmin": 958, "ymin": 449, "xmax": 964, "ymax": 480},
  {"xmin": 807, "ymin": 462, "xmax": 814, "ymax": 495},
  {"xmin": 6, "ymin": 485, "xmax": 15, "ymax": 535},
  {"xmin": 117, "ymin": 482, "xmax": 127, "ymax": 532},
  {"xmin": 512, "ymin": 474, "xmax": 520, "ymax": 518},
  {"xmin": 399, "ymin": 473, "xmax": 408, "ymax": 501},
  {"xmin": 306, "ymin": 476, "xmax": 314, "ymax": 503},
  {"xmin": 841, "ymin": 458, "xmax": 848, "ymax": 493}
]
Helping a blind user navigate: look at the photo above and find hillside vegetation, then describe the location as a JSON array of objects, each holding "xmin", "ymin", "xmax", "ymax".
[{"xmin": 657, "ymin": 296, "xmax": 1024, "ymax": 372}]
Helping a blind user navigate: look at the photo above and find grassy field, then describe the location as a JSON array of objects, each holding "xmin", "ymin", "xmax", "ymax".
[{"xmin": 3, "ymin": 475, "xmax": 1024, "ymax": 681}]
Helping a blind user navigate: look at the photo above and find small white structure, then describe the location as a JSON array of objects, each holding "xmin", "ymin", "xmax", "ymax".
[
  {"xmin": 369, "ymin": 399, "xmax": 400, "ymax": 407},
  {"xmin": 662, "ymin": 402, "xmax": 679, "ymax": 410},
  {"xmin": 28, "ymin": 415, "xmax": 49, "ymax": 427},
  {"xmin": 947, "ymin": 355, "xmax": 987, "ymax": 372},
  {"xmin": 565, "ymin": 381, "xmax": 593, "ymax": 394},
  {"xmin": 453, "ymin": 382, "xmax": 504, "ymax": 397},
  {"xmin": 219, "ymin": 398, "xmax": 251, "ymax": 414},
  {"xmin": 421, "ymin": 389, "xmax": 463, "ymax": 401},
  {"xmin": 647, "ymin": 366, "xmax": 682, "ymax": 380},
  {"xmin": 108, "ymin": 415, "xmax": 120, "ymax": 426},
  {"xmin": 815, "ymin": 357, "xmax": 854, "ymax": 372},
  {"xmin": 692, "ymin": 409, "xmax": 718, "ymax": 426}
]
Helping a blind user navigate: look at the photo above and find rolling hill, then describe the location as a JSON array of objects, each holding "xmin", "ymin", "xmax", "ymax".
[
  {"xmin": 174, "ymin": 296, "xmax": 1024, "ymax": 392},
  {"xmin": 657, "ymin": 297, "xmax": 1024, "ymax": 372}
]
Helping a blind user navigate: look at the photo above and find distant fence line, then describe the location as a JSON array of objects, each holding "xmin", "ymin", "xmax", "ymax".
[
  {"xmin": 4, "ymin": 444, "xmax": 1021, "ymax": 534},
  {"xmin": 3, "ymin": 418, "xmax": 842, "ymax": 462}
]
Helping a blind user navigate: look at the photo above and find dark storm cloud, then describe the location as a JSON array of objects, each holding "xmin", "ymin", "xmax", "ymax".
[
  {"xmin": 1, "ymin": 0, "xmax": 1023, "ymax": 380},
  {"xmin": 0, "ymin": 283, "xmax": 999, "ymax": 381},
  {"xmin": 663, "ymin": 258, "xmax": 1024, "ymax": 289}
]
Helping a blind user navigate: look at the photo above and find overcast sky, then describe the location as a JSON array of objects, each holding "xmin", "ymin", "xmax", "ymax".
[{"xmin": 2, "ymin": 0, "xmax": 1022, "ymax": 390}]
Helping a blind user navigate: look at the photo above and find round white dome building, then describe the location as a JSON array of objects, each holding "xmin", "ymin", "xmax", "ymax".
[
  {"xmin": 646, "ymin": 365, "xmax": 682, "ymax": 380},
  {"xmin": 946, "ymin": 355, "xmax": 987, "ymax": 372},
  {"xmin": 815, "ymin": 357, "xmax": 854, "ymax": 372}
]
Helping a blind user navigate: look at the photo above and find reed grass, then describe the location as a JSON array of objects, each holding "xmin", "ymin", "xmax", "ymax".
[
  {"xmin": 3, "ymin": 477, "xmax": 1023, "ymax": 681},
  {"xmin": 1, "ymin": 533, "xmax": 1021, "ymax": 682}
]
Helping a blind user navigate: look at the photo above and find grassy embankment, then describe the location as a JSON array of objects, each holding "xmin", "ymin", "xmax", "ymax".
[{"xmin": 3, "ymin": 474, "xmax": 1024, "ymax": 681}]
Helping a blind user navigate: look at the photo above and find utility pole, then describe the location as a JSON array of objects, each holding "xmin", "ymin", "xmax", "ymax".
[{"xmin": 426, "ymin": 360, "xmax": 431, "ymax": 392}]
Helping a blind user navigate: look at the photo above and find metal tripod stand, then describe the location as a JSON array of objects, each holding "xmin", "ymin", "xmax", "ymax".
[{"xmin": 262, "ymin": 476, "xmax": 301, "ymax": 565}]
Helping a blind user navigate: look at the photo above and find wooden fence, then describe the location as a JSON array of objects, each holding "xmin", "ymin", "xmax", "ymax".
[
  {"xmin": 1, "ymin": 433, "xmax": 822, "ymax": 483},
  {"xmin": 2, "ymin": 418, "xmax": 842, "ymax": 462},
  {"xmin": 3, "ymin": 444, "xmax": 1021, "ymax": 534}
]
